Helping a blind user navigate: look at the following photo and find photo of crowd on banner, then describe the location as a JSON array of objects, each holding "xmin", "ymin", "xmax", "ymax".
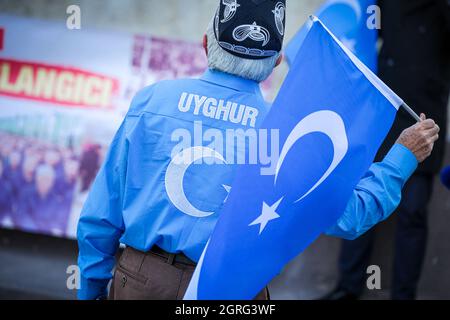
[
  {"xmin": 0, "ymin": 21, "xmax": 277, "ymax": 239},
  {"xmin": 0, "ymin": 132, "xmax": 104, "ymax": 237}
]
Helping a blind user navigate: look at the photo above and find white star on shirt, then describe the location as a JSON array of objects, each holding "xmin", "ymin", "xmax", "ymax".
[{"xmin": 249, "ymin": 198, "xmax": 284, "ymax": 235}]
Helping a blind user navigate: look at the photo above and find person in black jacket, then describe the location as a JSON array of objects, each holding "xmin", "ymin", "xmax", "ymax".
[{"xmin": 324, "ymin": 0, "xmax": 450, "ymax": 300}]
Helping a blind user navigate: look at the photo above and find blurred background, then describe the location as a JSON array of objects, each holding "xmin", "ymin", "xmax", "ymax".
[{"xmin": 0, "ymin": 0, "xmax": 449, "ymax": 300}]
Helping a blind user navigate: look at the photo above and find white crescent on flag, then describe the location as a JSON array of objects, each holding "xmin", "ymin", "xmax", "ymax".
[{"xmin": 274, "ymin": 110, "xmax": 349, "ymax": 202}]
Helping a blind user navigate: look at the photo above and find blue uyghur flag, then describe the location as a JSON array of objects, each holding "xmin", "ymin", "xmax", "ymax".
[
  {"xmin": 285, "ymin": 0, "xmax": 378, "ymax": 71},
  {"xmin": 184, "ymin": 16, "xmax": 403, "ymax": 300}
]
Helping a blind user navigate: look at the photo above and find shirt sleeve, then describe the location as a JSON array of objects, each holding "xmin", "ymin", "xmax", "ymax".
[
  {"xmin": 76, "ymin": 87, "xmax": 154, "ymax": 300},
  {"xmin": 325, "ymin": 143, "xmax": 418, "ymax": 240},
  {"xmin": 76, "ymin": 119, "xmax": 129, "ymax": 300}
]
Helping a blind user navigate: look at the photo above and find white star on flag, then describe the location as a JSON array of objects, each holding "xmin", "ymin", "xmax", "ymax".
[
  {"xmin": 249, "ymin": 198, "xmax": 283, "ymax": 235},
  {"xmin": 222, "ymin": 184, "xmax": 231, "ymax": 202}
]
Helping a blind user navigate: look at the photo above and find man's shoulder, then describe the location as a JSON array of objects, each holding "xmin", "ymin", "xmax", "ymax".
[
  {"xmin": 151, "ymin": 77, "xmax": 208, "ymax": 94},
  {"xmin": 128, "ymin": 77, "xmax": 204, "ymax": 115},
  {"xmin": 152, "ymin": 77, "xmax": 204, "ymax": 89}
]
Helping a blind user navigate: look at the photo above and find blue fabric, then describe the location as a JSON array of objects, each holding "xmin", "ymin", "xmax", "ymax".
[
  {"xmin": 77, "ymin": 69, "xmax": 269, "ymax": 299},
  {"xmin": 326, "ymin": 144, "xmax": 417, "ymax": 239},
  {"xmin": 285, "ymin": 0, "xmax": 378, "ymax": 72},
  {"xmin": 78, "ymin": 24, "xmax": 412, "ymax": 300},
  {"xmin": 184, "ymin": 19, "xmax": 403, "ymax": 300}
]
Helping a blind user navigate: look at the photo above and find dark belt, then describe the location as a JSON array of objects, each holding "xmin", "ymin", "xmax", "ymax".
[{"xmin": 150, "ymin": 245, "xmax": 196, "ymax": 267}]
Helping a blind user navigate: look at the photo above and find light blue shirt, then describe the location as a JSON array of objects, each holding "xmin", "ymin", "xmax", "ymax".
[{"xmin": 77, "ymin": 69, "xmax": 418, "ymax": 299}]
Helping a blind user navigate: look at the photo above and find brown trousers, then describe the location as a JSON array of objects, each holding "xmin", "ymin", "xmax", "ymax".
[{"xmin": 109, "ymin": 246, "xmax": 269, "ymax": 300}]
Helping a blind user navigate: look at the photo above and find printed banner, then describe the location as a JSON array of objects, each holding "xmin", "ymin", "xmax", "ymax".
[{"xmin": 0, "ymin": 14, "xmax": 248, "ymax": 238}]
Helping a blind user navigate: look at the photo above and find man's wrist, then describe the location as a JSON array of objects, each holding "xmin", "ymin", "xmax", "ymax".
[{"xmin": 384, "ymin": 143, "xmax": 418, "ymax": 181}]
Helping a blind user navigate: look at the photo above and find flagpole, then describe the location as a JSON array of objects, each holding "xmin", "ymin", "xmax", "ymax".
[{"xmin": 401, "ymin": 102, "xmax": 422, "ymax": 122}]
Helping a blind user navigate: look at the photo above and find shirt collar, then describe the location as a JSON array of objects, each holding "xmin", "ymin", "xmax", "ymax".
[{"xmin": 200, "ymin": 69, "xmax": 262, "ymax": 95}]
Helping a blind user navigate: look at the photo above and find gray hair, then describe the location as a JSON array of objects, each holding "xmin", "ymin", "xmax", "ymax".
[{"xmin": 206, "ymin": 20, "xmax": 279, "ymax": 83}]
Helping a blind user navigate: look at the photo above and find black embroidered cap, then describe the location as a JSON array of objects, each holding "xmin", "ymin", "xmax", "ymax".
[{"xmin": 213, "ymin": 0, "xmax": 286, "ymax": 60}]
